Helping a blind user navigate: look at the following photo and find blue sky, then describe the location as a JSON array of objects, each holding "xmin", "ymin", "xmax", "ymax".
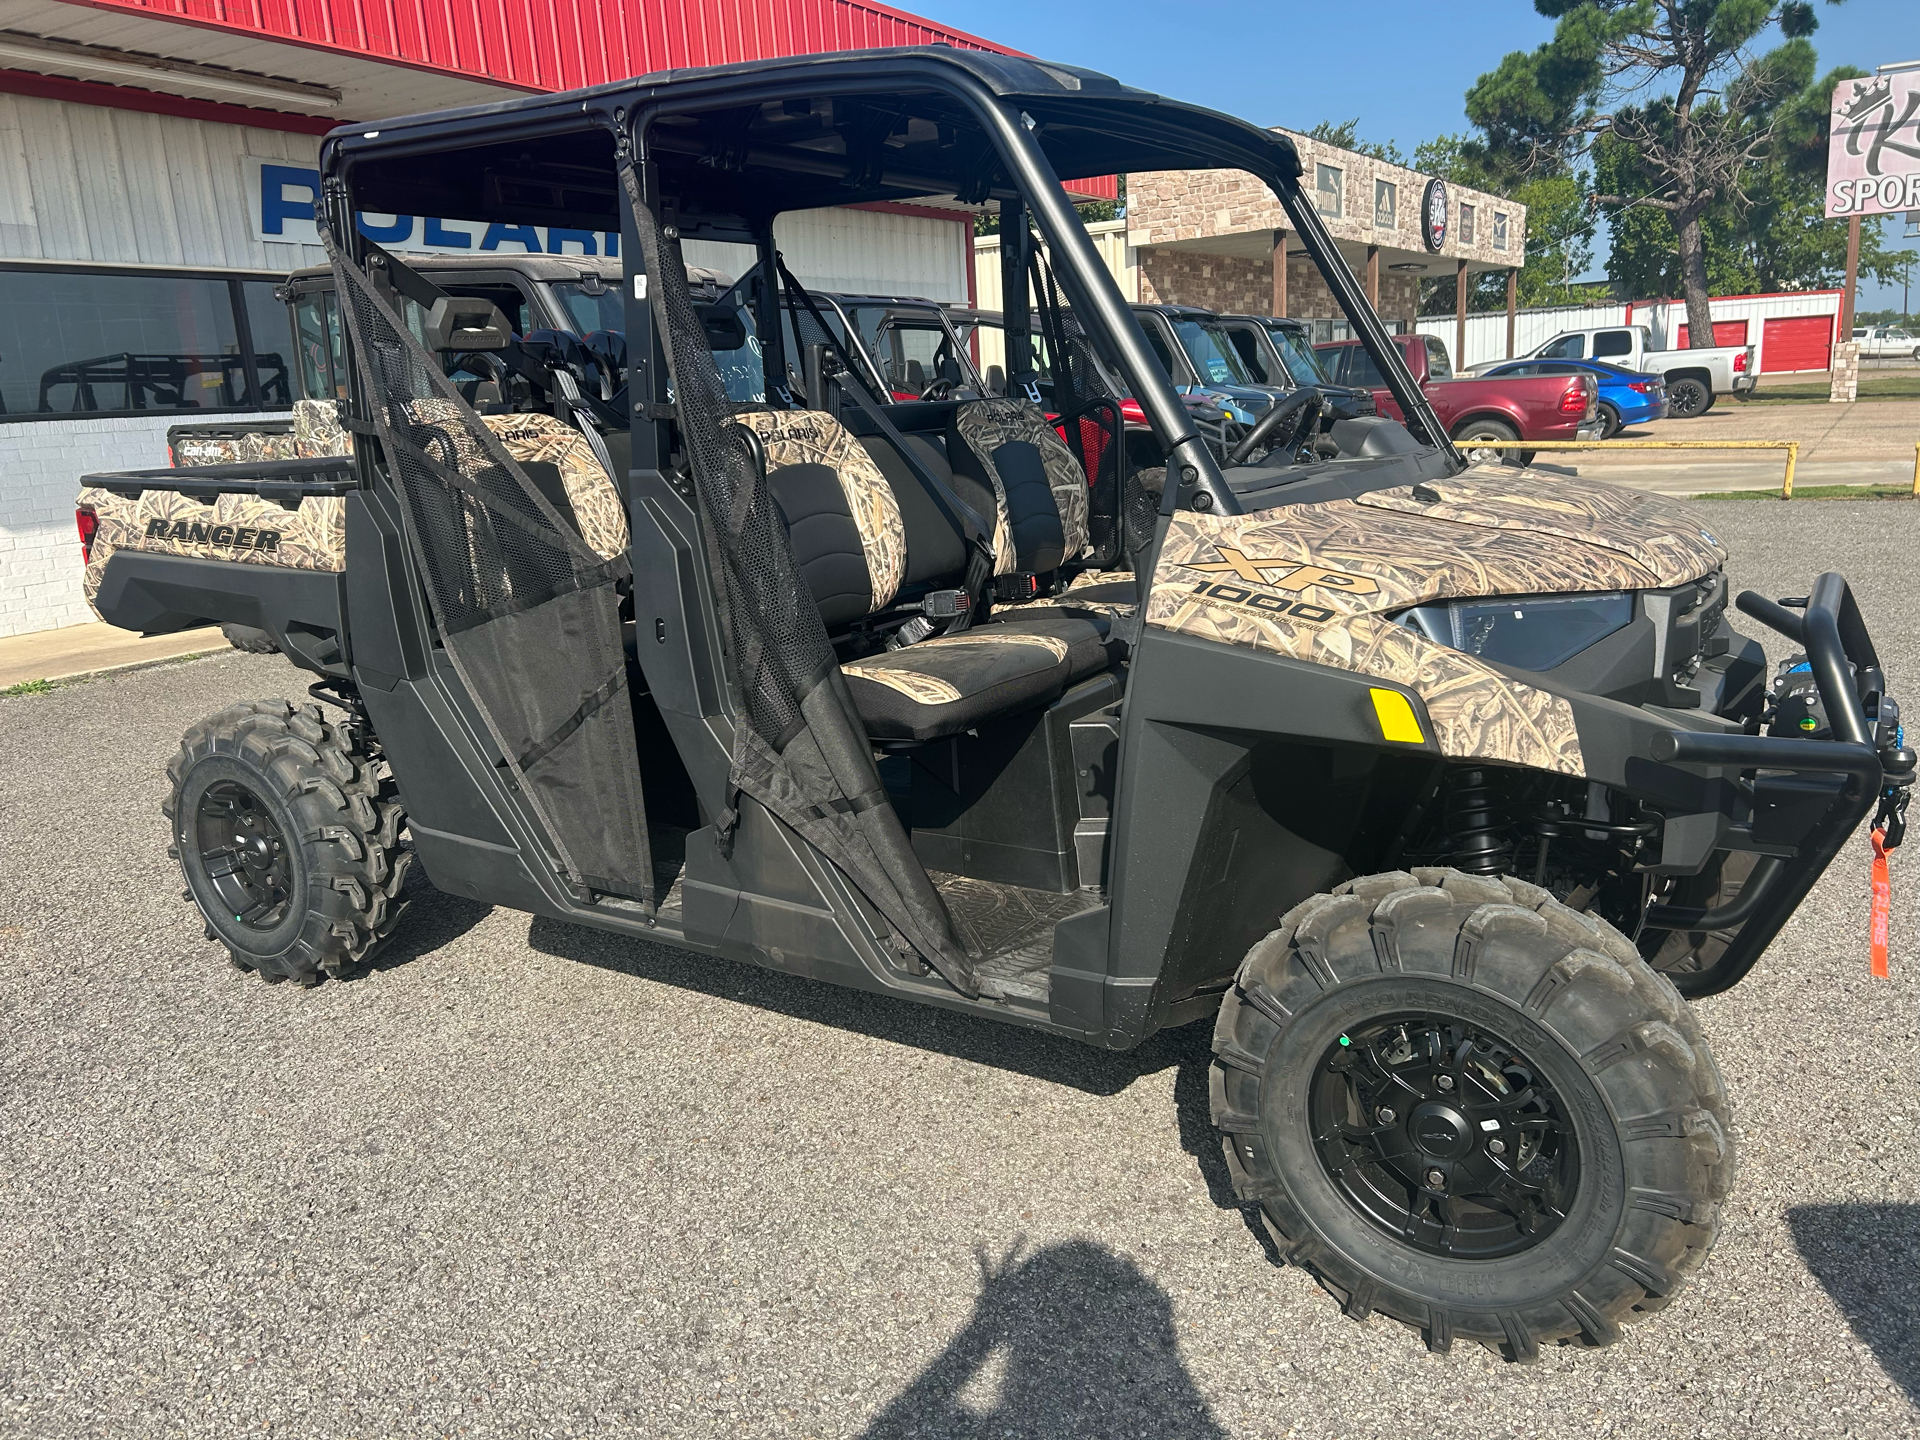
[{"xmin": 910, "ymin": 0, "xmax": 1919, "ymax": 310}]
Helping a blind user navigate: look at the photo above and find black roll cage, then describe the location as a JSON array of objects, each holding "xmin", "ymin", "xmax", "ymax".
[{"xmin": 318, "ymin": 47, "xmax": 1460, "ymax": 515}]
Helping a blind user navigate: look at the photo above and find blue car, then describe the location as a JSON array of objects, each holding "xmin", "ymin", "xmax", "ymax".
[{"xmin": 1478, "ymin": 357, "xmax": 1668, "ymax": 438}]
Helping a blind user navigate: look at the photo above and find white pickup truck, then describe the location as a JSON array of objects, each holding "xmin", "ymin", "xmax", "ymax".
[
  {"xmin": 1854, "ymin": 325, "xmax": 1920, "ymax": 360},
  {"xmin": 1465, "ymin": 323, "xmax": 1756, "ymax": 417}
]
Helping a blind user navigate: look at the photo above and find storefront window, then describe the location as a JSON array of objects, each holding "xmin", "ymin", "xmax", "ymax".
[
  {"xmin": 0, "ymin": 266, "xmax": 290, "ymax": 418},
  {"xmin": 1316, "ymin": 164, "xmax": 1343, "ymax": 218},
  {"xmin": 1374, "ymin": 179, "xmax": 1396, "ymax": 229}
]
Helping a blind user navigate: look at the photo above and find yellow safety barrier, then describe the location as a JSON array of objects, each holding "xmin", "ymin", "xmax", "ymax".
[
  {"xmin": 1913, "ymin": 441, "xmax": 1920, "ymax": 498},
  {"xmin": 1464, "ymin": 438, "xmax": 1803, "ymax": 498}
]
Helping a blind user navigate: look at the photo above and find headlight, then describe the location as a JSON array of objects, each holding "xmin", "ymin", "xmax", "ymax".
[{"xmin": 1400, "ymin": 592, "xmax": 1636, "ymax": 672}]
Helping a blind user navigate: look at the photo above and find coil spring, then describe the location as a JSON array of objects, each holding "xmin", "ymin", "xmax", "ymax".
[{"xmin": 1445, "ymin": 768, "xmax": 1511, "ymax": 875}]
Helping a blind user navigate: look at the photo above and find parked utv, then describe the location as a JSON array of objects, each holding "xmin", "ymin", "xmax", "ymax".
[{"xmin": 78, "ymin": 47, "xmax": 1910, "ymax": 1361}]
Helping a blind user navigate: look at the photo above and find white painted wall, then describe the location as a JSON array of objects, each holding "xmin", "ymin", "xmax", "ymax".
[
  {"xmin": 0, "ymin": 91, "xmax": 973, "ymax": 636},
  {"xmin": 0, "ymin": 412, "xmax": 290, "ymax": 638},
  {"xmin": 1415, "ymin": 290, "xmax": 1846, "ymax": 371}
]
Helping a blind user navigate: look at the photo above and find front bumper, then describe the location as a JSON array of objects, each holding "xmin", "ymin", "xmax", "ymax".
[{"xmin": 1634, "ymin": 574, "xmax": 1910, "ymax": 993}]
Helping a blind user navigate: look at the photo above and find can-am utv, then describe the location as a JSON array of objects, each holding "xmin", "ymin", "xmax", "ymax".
[{"xmin": 77, "ymin": 47, "xmax": 1911, "ymax": 1360}]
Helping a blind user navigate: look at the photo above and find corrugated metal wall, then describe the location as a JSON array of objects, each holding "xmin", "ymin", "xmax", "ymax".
[
  {"xmin": 0, "ymin": 94, "xmax": 326, "ymax": 270},
  {"xmin": 970, "ymin": 219, "xmax": 1135, "ymax": 377},
  {"xmin": 1416, "ymin": 291, "xmax": 1844, "ymax": 372}
]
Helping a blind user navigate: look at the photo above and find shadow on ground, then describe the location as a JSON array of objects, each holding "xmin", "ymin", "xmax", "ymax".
[
  {"xmin": 859, "ymin": 1240, "xmax": 1229, "ymax": 1440},
  {"xmin": 526, "ymin": 914, "xmax": 1212, "ymax": 1099},
  {"xmin": 358, "ymin": 875, "xmax": 492, "ymax": 977},
  {"xmin": 1785, "ymin": 1202, "xmax": 1920, "ymax": 1406}
]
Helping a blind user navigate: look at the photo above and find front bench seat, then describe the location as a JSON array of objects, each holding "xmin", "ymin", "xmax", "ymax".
[
  {"xmin": 842, "ymin": 614, "xmax": 1121, "ymax": 742},
  {"xmin": 735, "ymin": 406, "xmax": 1120, "ymax": 742}
]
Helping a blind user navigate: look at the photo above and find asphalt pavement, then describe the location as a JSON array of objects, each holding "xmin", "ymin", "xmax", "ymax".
[{"xmin": 1, "ymin": 499, "xmax": 1916, "ymax": 1439}]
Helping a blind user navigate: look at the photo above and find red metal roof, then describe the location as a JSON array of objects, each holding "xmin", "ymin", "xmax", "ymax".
[
  {"xmin": 49, "ymin": 0, "xmax": 1117, "ymax": 196},
  {"xmin": 61, "ymin": 0, "xmax": 1011, "ymax": 94}
]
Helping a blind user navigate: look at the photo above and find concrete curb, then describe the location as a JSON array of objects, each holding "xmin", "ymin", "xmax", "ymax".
[{"xmin": 0, "ymin": 625, "xmax": 226, "ymax": 693}]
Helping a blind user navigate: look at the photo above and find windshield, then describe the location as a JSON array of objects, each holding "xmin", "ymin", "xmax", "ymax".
[
  {"xmin": 549, "ymin": 282, "xmax": 623, "ymax": 335},
  {"xmin": 1172, "ymin": 319, "xmax": 1256, "ymax": 386},
  {"xmin": 1265, "ymin": 323, "xmax": 1332, "ymax": 385},
  {"xmin": 841, "ymin": 304, "xmax": 982, "ymax": 397}
]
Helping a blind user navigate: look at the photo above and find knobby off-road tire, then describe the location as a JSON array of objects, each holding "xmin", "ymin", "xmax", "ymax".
[
  {"xmin": 165, "ymin": 699, "xmax": 412, "ymax": 985},
  {"xmin": 219, "ymin": 622, "xmax": 279, "ymax": 654},
  {"xmin": 1211, "ymin": 868, "xmax": 1731, "ymax": 1360}
]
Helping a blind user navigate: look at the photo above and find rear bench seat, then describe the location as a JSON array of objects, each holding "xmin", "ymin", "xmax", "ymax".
[{"xmin": 734, "ymin": 404, "xmax": 1125, "ymax": 743}]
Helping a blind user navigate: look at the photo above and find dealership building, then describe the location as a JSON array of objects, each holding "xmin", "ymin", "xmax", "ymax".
[{"xmin": 0, "ymin": 0, "xmax": 1134, "ymax": 637}]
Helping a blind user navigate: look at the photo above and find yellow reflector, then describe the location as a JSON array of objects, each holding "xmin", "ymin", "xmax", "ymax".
[{"xmin": 1370, "ymin": 688, "xmax": 1425, "ymax": 744}]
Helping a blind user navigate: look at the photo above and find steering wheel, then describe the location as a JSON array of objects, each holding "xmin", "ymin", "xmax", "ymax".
[
  {"xmin": 918, "ymin": 377, "xmax": 959, "ymax": 401},
  {"xmin": 1226, "ymin": 386, "xmax": 1324, "ymax": 466}
]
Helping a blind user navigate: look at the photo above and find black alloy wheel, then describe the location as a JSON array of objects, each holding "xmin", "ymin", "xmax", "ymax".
[
  {"xmin": 195, "ymin": 779, "xmax": 294, "ymax": 930},
  {"xmin": 1666, "ymin": 377, "xmax": 1711, "ymax": 418},
  {"xmin": 1596, "ymin": 402, "xmax": 1622, "ymax": 440},
  {"xmin": 1309, "ymin": 1012, "xmax": 1580, "ymax": 1260}
]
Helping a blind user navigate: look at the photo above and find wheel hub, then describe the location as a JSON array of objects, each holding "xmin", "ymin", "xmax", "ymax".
[
  {"xmin": 1408, "ymin": 1101, "xmax": 1474, "ymax": 1161},
  {"xmin": 195, "ymin": 779, "xmax": 292, "ymax": 931},
  {"xmin": 1308, "ymin": 1013, "xmax": 1581, "ymax": 1259}
]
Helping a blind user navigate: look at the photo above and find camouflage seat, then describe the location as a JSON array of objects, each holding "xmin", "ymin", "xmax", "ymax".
[
  {"xmin": 841, "ymin": 613, "xmax": 1122, "ymax": 742},
  {"xmin": 735, "ymin": 406, "xmax": 1120, "ymax": 741}
]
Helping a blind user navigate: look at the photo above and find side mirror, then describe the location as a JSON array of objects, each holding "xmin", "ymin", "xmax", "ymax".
[{"xmin": 423, "ymin": 296, "xmax": 511, "ymax": 352}]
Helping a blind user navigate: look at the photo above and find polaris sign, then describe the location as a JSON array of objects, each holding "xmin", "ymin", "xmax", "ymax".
[{"xmin": 247, "ymin": 157, "xmax": 619, "ymax": 256}]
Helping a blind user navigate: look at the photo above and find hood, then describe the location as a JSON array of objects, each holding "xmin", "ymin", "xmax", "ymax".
[{"xmin": 1141, "ymin": 471, "xmax": 1728, "ymax": 780}]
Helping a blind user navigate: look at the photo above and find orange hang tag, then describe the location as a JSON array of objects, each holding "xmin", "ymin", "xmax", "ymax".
[{"xmin": 1870, "ymin": 828, "xmax": 1892, "ymax": 980}]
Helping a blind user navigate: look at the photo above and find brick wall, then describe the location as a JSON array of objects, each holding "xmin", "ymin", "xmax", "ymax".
[
  {"xmin": 1128, "ymin": 130, "xmax": 1526, "ymax": 271},
  {"xmin": 0, "ymin": 414, "xmax": 284, "ymax": 638},
  {"xmin": 1137, "ymin": 249, "xmax": 1420, "ymax": 326}
]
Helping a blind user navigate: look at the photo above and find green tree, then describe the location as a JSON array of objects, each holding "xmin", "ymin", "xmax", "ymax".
[
  {"xmin": 1594, "ymin": 66, "xmax": 1908, "ymax": 298},
  {"xmin": 974, "ymin": 176, "xmax": 1124, "ymax": 235},
  {"xmin": 1465, "ymin": 0, "xmax": 1828, "ymax": 349},
  {"xmin": 1306, "ymin": 119, "xmax": 1408, "ymax": 166},
  {"xmin": 1412, "ymin": 137, "xmax": 1595, "ymax": 315}
]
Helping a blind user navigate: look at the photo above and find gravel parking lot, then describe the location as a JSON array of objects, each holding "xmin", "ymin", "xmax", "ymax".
[{"xmin": 2, "ymin": 499, "xmax": 1915, "ymax": 1440}]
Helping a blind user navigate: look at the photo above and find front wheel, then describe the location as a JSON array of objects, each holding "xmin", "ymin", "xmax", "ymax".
[
  {"xmin": 1211, "ymin": 869, "xmax": 1731, "ymax": 1359},
  {"xmin": 1665, "ymin": 377, "xmax": 1712, "ymax": 417}
]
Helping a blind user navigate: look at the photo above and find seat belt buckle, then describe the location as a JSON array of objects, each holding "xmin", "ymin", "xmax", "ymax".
[
  {"xmin": 992, "ymin": 574, "xmax": 1044, "ymax": 603},
  {"xmin": 918, "ymin": 589, "xmax": 970, "ymax": 620}
]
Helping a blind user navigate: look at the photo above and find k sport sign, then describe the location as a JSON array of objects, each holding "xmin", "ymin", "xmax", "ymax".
[
  {"xmin": 1826, "ymin": 71, "xmax": 1920, "ymax": 219},
  {"xmin": 247, "ymin": 157, "xmax": 620, "ymax": 256}
]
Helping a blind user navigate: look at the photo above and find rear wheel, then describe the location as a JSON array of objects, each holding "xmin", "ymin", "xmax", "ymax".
[
  {"xmin": 1665, "ymin": 377, "xmax": 1712, "ymax": 417},
  {"xmin": 1595, "ymin": 402, "xmax": 1622, "ymax": 440},
  {"xmin": 220, "ymin": 623, "xmax": 278, "ymax": 654},
  {"xmin": 1211, "ymin": 869, "xmax": 1730, "ymax": 1360},
  {"xmin": 165, "ymin": 700, "xmax": 411, "ymax": 984},
  {"xmin": 1453, "ymin": 419, "xmax": 1530, "ymax": 468}
]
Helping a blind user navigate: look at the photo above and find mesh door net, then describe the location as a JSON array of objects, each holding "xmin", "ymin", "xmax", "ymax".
[
  {"xmin": 323, "ymin": 225, "xmax": 653, "ymax": 903},
  {"xmin": 618, "ymin": 160, "xmax": 974, "ymax": 995}
]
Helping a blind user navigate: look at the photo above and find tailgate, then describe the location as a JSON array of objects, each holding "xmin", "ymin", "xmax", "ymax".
[{"xmin": 76, "ymin": 457, "xmax": 355, "ymax": 618}]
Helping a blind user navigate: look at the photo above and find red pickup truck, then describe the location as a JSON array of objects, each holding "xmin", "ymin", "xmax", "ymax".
[{"xmin": 1316, "ymin": 333, "xmax": 1599, "ymax": 464}]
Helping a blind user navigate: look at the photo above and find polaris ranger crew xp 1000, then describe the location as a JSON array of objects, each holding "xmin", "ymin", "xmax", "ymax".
[{"xmin": 78, "ymin": 47, "xmax": 1911, "ymax": 1361}]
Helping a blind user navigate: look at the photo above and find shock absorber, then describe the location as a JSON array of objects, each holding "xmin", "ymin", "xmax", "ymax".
[{"xmin": 1445, "ymin": 767, "xmax": 1511, "ymax": 875}]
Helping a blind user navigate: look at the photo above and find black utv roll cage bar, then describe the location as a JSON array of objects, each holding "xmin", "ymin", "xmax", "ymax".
[
  {"xmin": 1643, "ymin": 573, "xmax": 1913, "ymax": 992},
  {"xmin": 320, "ymin": 47, "xmax": 1460, "ymax": 520}
]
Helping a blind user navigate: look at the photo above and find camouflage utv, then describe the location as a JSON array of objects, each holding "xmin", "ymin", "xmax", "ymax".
[{"xmin": 79, "ymin": 48, "xmax": 1911, "ymax": 1360}]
